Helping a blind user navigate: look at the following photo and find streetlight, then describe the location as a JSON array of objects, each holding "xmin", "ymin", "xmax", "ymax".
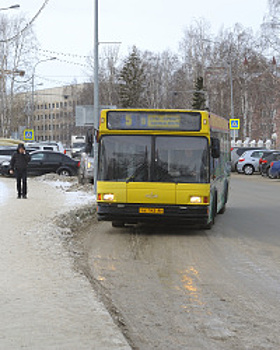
[
  {"xmin": 92, "ymin": 1, "xmax": 120, "ymax": 194},
  {"xmin": 93, "ymin": 0, "xmax": 99, "ymax": 195},
  {"xmin": 0, "ymin": 4, "xmax": 20, "ymax": 11},
  {"xmin": 30, "ymin": 57, "xmax": 56, "ymax": 129}
]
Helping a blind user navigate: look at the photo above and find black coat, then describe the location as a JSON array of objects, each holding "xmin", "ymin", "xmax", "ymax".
[{"xmin": 10, "ymin": 151, "xmax": 31, "ymax": 171}]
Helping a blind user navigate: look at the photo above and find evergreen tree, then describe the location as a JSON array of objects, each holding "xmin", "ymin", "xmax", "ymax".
[
  {"xmin": 192, "ymin": 76, "xmax": 206, "ymax": 110},
  {"xmin": 118, "ymin": 46, "xmax": 145, "ymax": 108}
]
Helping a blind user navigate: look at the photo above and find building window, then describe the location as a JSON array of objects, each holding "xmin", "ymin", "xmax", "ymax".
[
  {"xmin": 60, "ymin": 102, "xmax": 63, "ymax": 108},
  {"xmin": 56, "ymin": 102, "xmax": 59, "ymax": 108},
  {"xmin": 45, "ymin": 104, "xmax": 47, "ymax": 109}
]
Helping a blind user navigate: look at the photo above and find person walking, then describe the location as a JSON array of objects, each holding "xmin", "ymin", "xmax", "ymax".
[{"xmin": 10, "ymin": 143, "xmax": 31, "ymax": 199}]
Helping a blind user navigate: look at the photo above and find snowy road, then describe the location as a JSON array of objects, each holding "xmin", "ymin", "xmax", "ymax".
[{"xmin": 72, "ymin": 174, "xmax": 280, "ymax": 350}]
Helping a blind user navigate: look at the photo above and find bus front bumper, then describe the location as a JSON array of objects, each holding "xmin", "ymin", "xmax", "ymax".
[{"xmin": 97, "ymin": 203, "xmax": 209, "ymax": 225}]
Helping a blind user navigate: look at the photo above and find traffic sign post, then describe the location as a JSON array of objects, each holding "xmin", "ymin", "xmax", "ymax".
[
  {"xmin": 229, "ymin": 119, "xmax": 240, "ymax": 142},
  {"xmin": 23, "ymin": 129, "xmax": 34, "ymax": 141}
]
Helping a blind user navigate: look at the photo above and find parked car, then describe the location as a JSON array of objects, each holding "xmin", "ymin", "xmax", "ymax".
[
  {"xmin": 0, "ymin": 146, "xmax": 37, "ymax": 164},
  {"xmin": 260, "ymin": 151, "xmax": 280, "ymax": 176},
  {"xmin": 71, "ymin": 142, "xmax": 86, "ymax": 158},
  {"xmin": 0, "ymin": 146, "xmax": 16, "ymax": 164},
  {"xmin": 24, "ymin": 141, "xmax": 66, "ymax": 154},
  {"xmin": 269, "ymin": 160, "xmax": 280, "ymax": 179},
  {"xmin": 231, "ymin": 147, "xmax": 263, "ymax": 171},
  {"xmin": 236, "ymin": 149, "xmax": 267, "ymax": 175},
  {"xmin": 0, "ymin": 150, "xmax": 80, "ymax": 177},
  {"xmin": 78, "ymin": 147, "xmax": 94, "ymax": 184}
]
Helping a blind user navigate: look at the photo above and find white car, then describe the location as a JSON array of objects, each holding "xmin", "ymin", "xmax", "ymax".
[
  {"xmin": 236, "ymin": 149, "xmax": 267, "ymax": 175},
  {"xmin": 25, "ymin": 141, "xmax": 66, "ymax": 154}
]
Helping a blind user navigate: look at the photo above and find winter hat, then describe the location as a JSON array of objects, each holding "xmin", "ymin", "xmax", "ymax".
[{"xmin": 17, "ymin": 143, "xmax": 25, "ymax": 150}]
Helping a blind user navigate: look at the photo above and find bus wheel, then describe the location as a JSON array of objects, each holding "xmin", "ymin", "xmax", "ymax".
[
  {"xmin": 204, "ymin": 198, "xmax": 216, "ymax": 229},
  {"xmin": 219, "ymin": 184, "xmax": 228, "ymax": 214},
  {"xmin": 219, "ymin": 204, "xmax": 226, "ymax": 214},
  {"xmin": 112, "ymin": 221, "xmax": 125, "ymax": 228}
]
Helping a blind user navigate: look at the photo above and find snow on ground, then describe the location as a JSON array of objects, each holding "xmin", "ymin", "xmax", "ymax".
[
  {"xmin": 34, "ymin": 174, "xmax": 96, "ymax": 206},
  {"xmin": 0, "ymin": 175, "xmax": 130, "ymax": 349}
]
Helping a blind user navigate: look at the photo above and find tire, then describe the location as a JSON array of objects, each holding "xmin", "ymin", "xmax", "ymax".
[
  {"xmin": 204, "ymin": 194, "xmax": 216, "ymax": 229},
  {"xmin": 243, "ymin": 164, "xmax": 254, "ymax": 175},
  {"xmin": 112, "ymin": 221, "xmax": 125, "ymax": 228},
  {"xmin": 219, "ymin": 183, "xmax": 228, "ymax": 215},
  {"xmin": 57, "ymin": 168, "xmax": 71, "ymax": 176},
  {"xmin": 268, "ymin": 168, "xmax": 276, "ymax": 179}
]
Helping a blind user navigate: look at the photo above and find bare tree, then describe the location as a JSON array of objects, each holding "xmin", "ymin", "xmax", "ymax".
[{"xmin": 0, "ymin": 14, "xmax": 38, "ymax": 137}]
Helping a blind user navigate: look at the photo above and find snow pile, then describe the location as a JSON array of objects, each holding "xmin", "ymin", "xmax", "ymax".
[
  {"xmin": 33, "ymin": 173, "xmax": 95, "ymax": 206},
  {"xmin": 54, "ymin": 204, "xmax": 96, "ymax": 238}
]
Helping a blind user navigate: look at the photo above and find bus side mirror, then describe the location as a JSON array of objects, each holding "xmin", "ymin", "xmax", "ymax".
[{"xmin": 211, "ymin": 138, "xmax": 220, "ymax": 158}]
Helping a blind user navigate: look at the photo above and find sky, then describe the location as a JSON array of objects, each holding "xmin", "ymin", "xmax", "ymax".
[{"xmin": 5, "ymin": 0, "xmax": 269, "ymax": 88}]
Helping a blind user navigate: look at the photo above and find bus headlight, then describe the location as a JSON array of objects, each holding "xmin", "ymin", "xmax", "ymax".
[
  {"xmin": 190, "ymin": 196, "xmax": 202, "ymax": 204},
  {"xmin": 102, "ymin": 193, "xmax": 115, "ymax": 201}
]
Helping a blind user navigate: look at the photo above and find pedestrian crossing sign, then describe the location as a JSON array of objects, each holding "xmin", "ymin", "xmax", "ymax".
[
  {"xmin": 229, "ymin": 119, "xmax": 240, "ymax": 130},
  {"xmin": 23, "ymin": 129, "xmax": 34, "ymax": 141}
]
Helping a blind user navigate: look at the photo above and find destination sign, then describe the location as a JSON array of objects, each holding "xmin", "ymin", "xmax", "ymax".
[{"xmin": 107, "ymin": 111, "xmax": 201, "ymax": 131}]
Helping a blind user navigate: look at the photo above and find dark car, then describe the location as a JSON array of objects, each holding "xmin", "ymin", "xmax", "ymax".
[
  {"xmin": 0, "ymin": 150, "xmax": 80, "ymax": 177},
  {"xmin": 260, "ymin": 151, "xmax": 280, "ymax": 176}
]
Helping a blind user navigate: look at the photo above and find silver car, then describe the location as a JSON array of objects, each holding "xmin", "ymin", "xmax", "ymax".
[
  {"xmin": 236, "ymin": 149, "xmax": 267, "ymax": 175},
  {"xmin": 78, "ymin": 150, "xmax": 94, "ymax": 184}
]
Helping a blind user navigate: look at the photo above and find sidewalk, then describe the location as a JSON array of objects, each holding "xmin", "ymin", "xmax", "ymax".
[{"xmin": 0, "ymin": 177, "xmax": 131, "ymax": 350}]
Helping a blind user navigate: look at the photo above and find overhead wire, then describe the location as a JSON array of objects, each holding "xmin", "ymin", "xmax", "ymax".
[
  {"xmin": 0, "ymin": 0, "xmax": 51, "ymax": 43},
  {"xmin": 31, "ymin": 47, "xmax": 91, "ymax": 60}
]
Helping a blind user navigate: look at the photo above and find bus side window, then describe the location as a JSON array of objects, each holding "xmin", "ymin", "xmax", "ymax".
[{"xmin": 211, "ymin": 138, "xmax": 220, "ymax": 158}]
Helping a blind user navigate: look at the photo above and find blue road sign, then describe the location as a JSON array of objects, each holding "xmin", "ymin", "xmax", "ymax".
[
  {"xmin": 23, "ymin": 129, "xmax": 34, "ymax": 141},
  {"xmin": 229, "ymin": 119, "xmax": 240, "ymax": 130}
]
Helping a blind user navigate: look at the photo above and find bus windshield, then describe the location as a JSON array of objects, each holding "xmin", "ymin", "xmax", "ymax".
[{"xmin": 98, "ymin": 135, "xmax": 209, "ymax": 183}]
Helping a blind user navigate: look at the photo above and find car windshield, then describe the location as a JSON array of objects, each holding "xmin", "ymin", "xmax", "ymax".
[
  {"xmin": 98, "ymin": 135, "xmax": 209, "ymax": 183},
  {"xmin": 73, "ymin": 143, "xmax": 85, "ymax": 148}
]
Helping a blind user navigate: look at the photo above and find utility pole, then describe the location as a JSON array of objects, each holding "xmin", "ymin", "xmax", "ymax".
[{"xmin": 93, "ymin": 0, "xmax": 99, "ymax": 195}]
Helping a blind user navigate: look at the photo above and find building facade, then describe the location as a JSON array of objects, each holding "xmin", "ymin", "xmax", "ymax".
[{"xmin": 30, "ymin": 84, "xmax": 89, "ymax": 146}]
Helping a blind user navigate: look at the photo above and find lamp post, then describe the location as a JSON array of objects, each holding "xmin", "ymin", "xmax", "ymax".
[
  {"xmin": 0, "ymin": 4, "xmax": 20, "ymax": 11},
  {"xmin": 93, "ymin": 0, "xmax": 99, "ymax": 195},
  {"xmin": 30, "ymin": 57, "xmax": 56, "ymax": 130},
  {"xmin": 92, "ymin": 1, "xmax": 120, "ymax": 194}
]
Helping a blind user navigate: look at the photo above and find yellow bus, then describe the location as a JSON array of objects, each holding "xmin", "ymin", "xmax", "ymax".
[{"xmin": 97, "ymin": 109, "xmax": 230, "ymax": 229}]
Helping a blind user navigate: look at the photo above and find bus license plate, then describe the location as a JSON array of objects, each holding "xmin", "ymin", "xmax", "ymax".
[{"xmin": 139, "ymin": 208, "xmax": 164, "ymax": 214}]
